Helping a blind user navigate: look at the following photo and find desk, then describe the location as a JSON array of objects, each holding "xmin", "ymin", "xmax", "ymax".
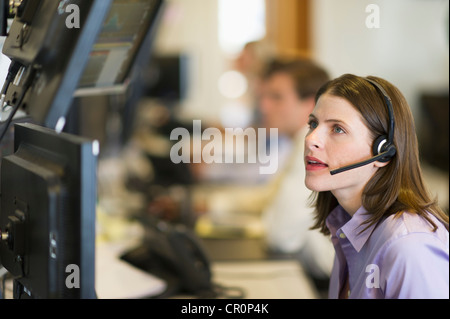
[
  {"xmin": 95, "ymin": 237, "xmax": 318, "ymax": 299},
  {"xmin": 212, "ymin": 260, "xmax": 318, "ymax": 299},
  {"xmin": 96, "ymin": 242, "xmax": 167, "ymax": 299},
  {"xmin": 1, "ymin": 239, "xmax": 318, "ymax": 299},
  {"xmin": 201, "ymin": 237, "xmax": 319, "ymax": 299},
  {"xmin": 201, "ymin": 237, "xmax": 269, "ymax": 261}
]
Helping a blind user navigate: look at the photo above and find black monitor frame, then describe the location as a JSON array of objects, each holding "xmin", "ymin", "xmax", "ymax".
[
  {"xmin": 64, "ymin": 0, "xmax": 165, "ymax": 146},
  {"xmin": 0, "ymin": 123, "xmax": 98, "ymax": 299},
  {"xmin": 1, "ymin": 0, "xmax": 113, "ymax": 130},
  {"xmin": 146, "ymin": 54, "xmax": 189, "ymax": 102},
  {"xmin": 74, "ymin": 0, "xmax": 164, "ymax": 98}
]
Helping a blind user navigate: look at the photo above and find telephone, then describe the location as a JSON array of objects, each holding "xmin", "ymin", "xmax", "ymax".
[{"xmin": 120, "ymin": 219, "xmax": 215, "ymax": 298}]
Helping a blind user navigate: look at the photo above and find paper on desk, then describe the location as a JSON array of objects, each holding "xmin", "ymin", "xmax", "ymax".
[{"xmin": 96, "ymin": 243, "xmax": 167, "ymax": 299}]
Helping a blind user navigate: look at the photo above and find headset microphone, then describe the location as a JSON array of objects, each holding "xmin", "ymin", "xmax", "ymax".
[
  {"xmin": 330, "ymin": 145, "xmax": 396, "ymax": 175},
  {"xmin": 329, "ymin": 77, "xmax": 397, "ymax": 175}
]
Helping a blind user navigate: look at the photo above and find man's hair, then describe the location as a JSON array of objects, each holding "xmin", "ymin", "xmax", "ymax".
[{"xmin": 262, "ymin": 58, "xmax": 330, "ymax": 100}]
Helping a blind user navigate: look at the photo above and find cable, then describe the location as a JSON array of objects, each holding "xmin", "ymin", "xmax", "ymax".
[
  {"xmin": 1, "ymin": 60, "xmax": 23, "ymax": 96},
  {"xmin": 0, "ymin": 95, "xmax": 21, "ymax": 142},
  {"xmin": 1, "ymin": 61, "xmax": 23, "ymax": 120},
  {"xmin": 0, "ymin": 81, "xmax": 31, "ymax": 142}
]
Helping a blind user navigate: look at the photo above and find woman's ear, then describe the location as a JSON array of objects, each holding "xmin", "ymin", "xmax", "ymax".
[{"xmin": 374, "ymin": 160, "xmax": 390, "ymax": 168}]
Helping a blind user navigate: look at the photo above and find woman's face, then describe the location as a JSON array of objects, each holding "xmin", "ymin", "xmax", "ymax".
[{"xmin": 304, "ymin": 93, "xmax": 382, "ymax": 199}]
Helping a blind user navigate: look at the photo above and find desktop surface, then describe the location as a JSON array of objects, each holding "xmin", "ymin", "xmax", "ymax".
[
  {"xmin": 200, "ymin": 237, "xmax": 297, "ymax": 262},
  {"xmin": 200, "ymin": 237, "xmax": 268, "ymax": 261},
  {"xmin": 211, "ymin": 260, "xmax": 318, "ymax": 299},
  {"xmin": 197, "ymin": 229, "xmax": 319, "ymax": 298}
]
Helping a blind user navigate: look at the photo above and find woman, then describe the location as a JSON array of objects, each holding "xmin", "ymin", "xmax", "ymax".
[{"xmin": 304, "ymin": 74, "xmax": 449, "ymax": 299}]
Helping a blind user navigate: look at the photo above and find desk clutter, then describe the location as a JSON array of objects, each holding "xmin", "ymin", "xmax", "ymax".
[
  {"xmin": 93, "ymin": 139, "xmax": 321, "ymax": 299},
  {"xmin": 95, "ymin": 206, "xmax": 319, "ymax": 299}
]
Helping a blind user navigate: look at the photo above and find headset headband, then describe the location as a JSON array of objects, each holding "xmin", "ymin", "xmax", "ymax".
[{"xmin": 365, "ymin": 78, "xmax": 395, "ymax": 147}]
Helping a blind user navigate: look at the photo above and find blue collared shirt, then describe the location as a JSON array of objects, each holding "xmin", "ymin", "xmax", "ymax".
[{"xmin": 326, "ymin": 205, "xmax": 449, "ymax": 299}]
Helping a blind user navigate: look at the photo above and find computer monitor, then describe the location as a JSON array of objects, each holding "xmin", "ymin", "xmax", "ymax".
[
  {"xmin": 1, "ymin": 0, "xmax": 113, "ymax": 131},
  {"xmin": 65, "ymin": 0, "xmax": 165, "ymax": 150},
  {"xmin": 0, "ymin": 122, "xmax": 98, "ymax": 298},
  {"xmin": 1, "ymin": 0, "xmax": 164, "ymax": 131},
  {"xmin": 75, "ymin": 0, "xmax": 164, "ymax": 97},
  {"xmin": 146, "ymin": 54, "xmax": 189, "ymax": 102},
  {"xmin": 0, "ymin": 0, "xmax": 165, "ymax": 298}
]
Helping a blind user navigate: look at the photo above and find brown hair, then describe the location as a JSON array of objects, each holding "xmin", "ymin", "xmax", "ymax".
[
  {"xmin": 310, "ymin": 74, "xmax": 449, "ymax": 235},
  {"xmin": 262, "ymin": 58, "xmax": 330, "ymax": 100}
]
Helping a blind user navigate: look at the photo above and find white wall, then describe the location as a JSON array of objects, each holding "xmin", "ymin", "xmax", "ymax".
[
  {"xmin": 153, "ymin": 0, "xmax": 228, "ymax": 124},
  {"xmin": 153, "ymin": 0, "xmax": 449, "ymax": 127},
  {"xmin": 311, "ymin": 0, "xmax": 449, "ymax": 122}
]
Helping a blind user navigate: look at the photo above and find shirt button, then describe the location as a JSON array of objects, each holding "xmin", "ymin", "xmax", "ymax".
[{"xmin": 339, "ymin": 232, "xmax": 346, "ymax": 239}]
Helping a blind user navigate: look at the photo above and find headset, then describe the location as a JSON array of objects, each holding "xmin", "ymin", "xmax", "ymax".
[{"xmin": 330, "ymin": 78, "xmax": 397, "ymax": 175}]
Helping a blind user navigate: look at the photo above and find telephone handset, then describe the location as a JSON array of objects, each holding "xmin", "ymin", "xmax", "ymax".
[{"xmin": 120, "ymin": 220, "xmax": 215, "ymax": 298}]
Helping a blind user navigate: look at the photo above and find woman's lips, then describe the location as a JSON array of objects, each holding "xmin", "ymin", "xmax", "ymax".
[{"xmin": 305, "ymin": 156, "xmax": 328, "ymax": 171}]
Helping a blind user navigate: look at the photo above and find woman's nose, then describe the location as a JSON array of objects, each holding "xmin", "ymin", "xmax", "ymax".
[{"xmin": 305, "ymin": 129, "xmax": 322, "ymax": 151}]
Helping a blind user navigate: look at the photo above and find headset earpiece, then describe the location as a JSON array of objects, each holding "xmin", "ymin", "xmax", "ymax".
[
  {"xmin": 330, "ymin": 77, "xmax": 397, "ymax": 175},
  {"xmin": 372, "ymin": 135, "xmax": 388, "ymax": 156},
  {"xmin": 372, "ymin": 135, "xmax": 396, "ymax": 163}
]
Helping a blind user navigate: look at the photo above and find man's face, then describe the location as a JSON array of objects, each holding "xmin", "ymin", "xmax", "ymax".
[{"xmin": 259, "ymin": 72, "xmax": 309, "ymax": 136}]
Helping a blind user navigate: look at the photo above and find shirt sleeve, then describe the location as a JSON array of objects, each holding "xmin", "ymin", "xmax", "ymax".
[{"xmin": 381, "ymin": 232, "xmax": 449, "ymax": 299}]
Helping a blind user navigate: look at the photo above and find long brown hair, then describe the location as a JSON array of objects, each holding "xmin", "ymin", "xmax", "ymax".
[{"xmin": 310, "ymin": 74, "xmax": 449, "ymax": 235}]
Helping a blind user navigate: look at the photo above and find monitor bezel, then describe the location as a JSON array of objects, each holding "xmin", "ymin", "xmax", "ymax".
[
  {"xmin": 2, "ymin": 0, "xmax": 113, "ymax": 130},
  {"xmin": 73, "ymin": 0, "xmax": 165, "ymax": 98},
  {"xmin": 0, "ymin": 122, "xmax": 98, "ymax": 299}
]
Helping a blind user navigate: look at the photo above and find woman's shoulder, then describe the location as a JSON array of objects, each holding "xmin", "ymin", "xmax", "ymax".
[
  {"xmin": 376, "ymin": 211, "xmax": 449, "ymax": 250},
  {"xmin": 376, "ymin": 212, "xmax": 449, "ymax": 299}
]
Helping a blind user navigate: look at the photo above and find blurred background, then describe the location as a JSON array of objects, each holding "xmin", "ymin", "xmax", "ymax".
[
  {"xmin": 84, "ymin": 0, "xmax": 448, "ymax": 215},
  {"xmin": 2, "ymin": 0, "xmax": 446, "ymax": 299},
  {"xmin": 151, "ymin": 0, "xmax": 449, "ymax": 129},
  {"xmin": 60, "ymin": 0, "xmax": 448, "ymax": 296}
]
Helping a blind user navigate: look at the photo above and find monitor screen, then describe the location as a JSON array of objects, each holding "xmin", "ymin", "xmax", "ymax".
[
  {"xmin": 0, "ymin": 123, "xmax": 98, "ymax": 298},
  {"xmin": 75, "ymin": 0, "xmax": 163, "ymax": 95},
  {"xmin": 1, "ymin": 0, "xmax": 113, "ymax": 130},
  {"xmin": 146, "ymin": 54, "xmax": 189, "ymax": 102},
  {"xmin": 1, "ymin": 0, "xmax": 164, "ymax": 130}
]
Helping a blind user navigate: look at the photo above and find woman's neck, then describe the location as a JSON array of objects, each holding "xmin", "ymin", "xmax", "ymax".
[{"xmin": 332, "ymin": 189, "xmax": 363, "ymax": 217}]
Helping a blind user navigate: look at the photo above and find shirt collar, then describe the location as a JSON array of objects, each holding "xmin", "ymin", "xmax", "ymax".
[{"xmin": 326, "ymin": 205, "xmax": 378, "ymax": 252}]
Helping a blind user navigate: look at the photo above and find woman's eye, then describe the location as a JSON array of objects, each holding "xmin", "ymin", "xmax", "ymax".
[
  {"xmin": 333, "ymin": 125, "xmax": 345, "ymax": 134},
  {"xmin": 308, "ymin": 120, "xmax": 318, "ymax": 129}
]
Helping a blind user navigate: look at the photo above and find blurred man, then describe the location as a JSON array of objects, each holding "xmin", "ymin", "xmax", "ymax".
[
  {"xmin": 193, "ymin": 57, "xmax": 335, "ymax": 296},
  {"xmin": 258, "ymin": 59, "xmax": 335, "ymax": 293}
]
